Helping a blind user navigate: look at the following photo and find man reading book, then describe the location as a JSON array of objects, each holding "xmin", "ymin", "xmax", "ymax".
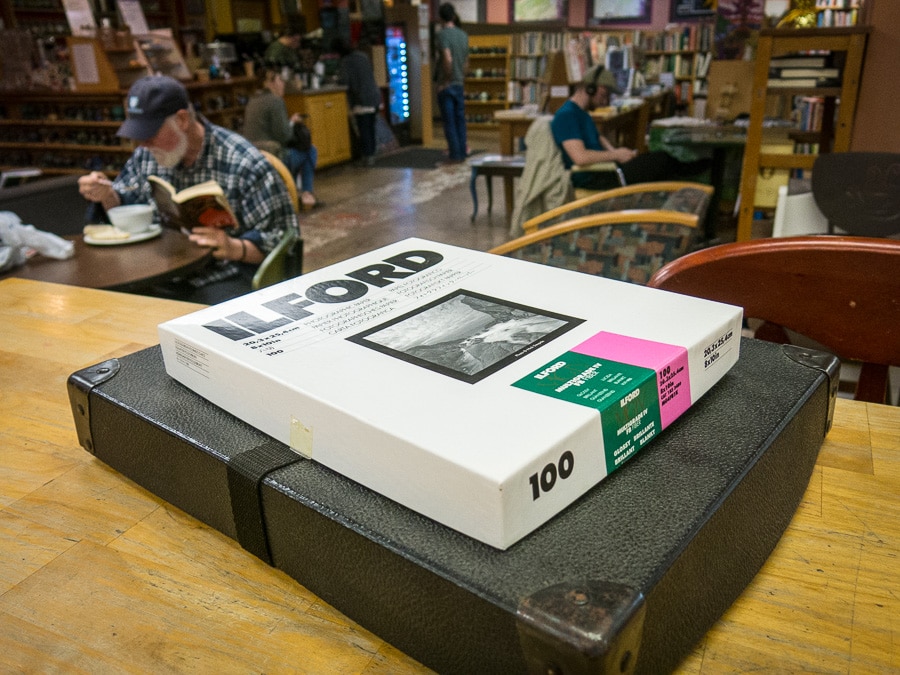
[{"xmin": 78, "ymin": 75, "xmax": 299, "ymax": 303}]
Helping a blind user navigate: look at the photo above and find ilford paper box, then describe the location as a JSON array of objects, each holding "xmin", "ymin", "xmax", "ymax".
[{"xmin": 158, "ymin": 238, "xmax": 742, "ymax": 549}]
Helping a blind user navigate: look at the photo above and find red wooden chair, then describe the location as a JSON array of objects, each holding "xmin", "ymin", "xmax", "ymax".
[{"xmin": 648, "ymin": 235, "xmax": 900, "ymax": 404}]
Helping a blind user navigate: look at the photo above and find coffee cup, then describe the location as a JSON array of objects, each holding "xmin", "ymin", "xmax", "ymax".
[{"xmin": 107, "ymin": 204, "xmax": 154, "ymax": 234}]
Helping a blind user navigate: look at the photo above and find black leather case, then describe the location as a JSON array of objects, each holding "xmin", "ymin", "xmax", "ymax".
[{"xmin": 68, "ymin": 338, "xmax": 838, "ymax": 675}]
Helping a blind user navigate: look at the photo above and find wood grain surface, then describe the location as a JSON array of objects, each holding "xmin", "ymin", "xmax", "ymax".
[{"xmin": 1, "ymin": 278, "xmax": 897, "ymax": 673}]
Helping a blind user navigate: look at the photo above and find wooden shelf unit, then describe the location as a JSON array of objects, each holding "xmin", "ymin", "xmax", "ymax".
[
  {"xmin": 0, "ymin": 77, "xmax": 257, "ymax": 177},
  {"xmin": 638, "ymin": 22, "xmax": 714, "ymax": 116},
  {"xmin": 65, "ymin": 31, "xmax": 190, "ymax": 93},
  {"xmin": 508, "ymin": 31, "xmax": 568, "ymax": 115},
  {"xmin": 464, "ymin": 34, "xmax": 511, "ymax": 129},
  {"xmin": 735, "ymin": 26, "xmax": 869, "ymax": 241},
  {"xmin": 0, "ymin": 91, "xmax": 132, "ymax": 176},
  {"xmin": 2, "ymin": 0, "xmax": 180, "ymax": 39}
]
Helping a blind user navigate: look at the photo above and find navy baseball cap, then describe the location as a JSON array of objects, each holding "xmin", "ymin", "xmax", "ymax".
[{"xmin": 117, "ymin": 76, "xmax": 190, "ymax": 141}]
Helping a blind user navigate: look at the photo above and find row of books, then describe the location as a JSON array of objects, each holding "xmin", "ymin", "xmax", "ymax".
[
  {"xmin": 636, "ymin": 23, "xmax": 714, "ymax": 53},
  {"xmin": 673, "ymin": 80, "xmax": 694, "ymax": 107},
  {"xmin": 511, "ymin": 31, "xmax": 567, "ymax": 56},
  {"xmin": 767, "ymin": 54, "xmax": 841, "ymax": 88},
  {"xmin": 794, "ymin": 142, "xmax": 821, "ymax": 155},
  {"xmin": 795, "ymin": 96, "xmax": 827, "ymax": 132},
  {"xmin": 507, "ymin": 80, "xmax": 546, "ymax": 105},
  {"xmin": 657, "ymin": 53, "xmax": 693, "ymax": 79},
  {"xmin": 695, "ymin": 52, "xmax": 713, "ymax": 79},
  {"xmin": 644, "ymin": 52, "xmax": 710, "ymax": 81},
  {"xmin": 816, "ymin": 8, "xmax": 860, "ymax": 26},
  {"xmin": 509, "ymin": 55, "xmax": 550, "ymax": 80},
  {"xmin": 814, "ymin": 0, "xmax": 861, "ymax": 8}
]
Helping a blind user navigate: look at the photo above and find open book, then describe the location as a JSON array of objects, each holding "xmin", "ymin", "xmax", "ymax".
[{"xmin": 148, "ymin": 176, "xmax": 238, "ymax": 231}]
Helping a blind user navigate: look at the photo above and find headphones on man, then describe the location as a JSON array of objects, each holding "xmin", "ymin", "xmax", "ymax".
[{"xmin": 585, "ymin": 66, "xmax": 604, "ymax": 97}]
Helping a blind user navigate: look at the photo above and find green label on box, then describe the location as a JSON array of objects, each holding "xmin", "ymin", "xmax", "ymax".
[{"xmin": 513, "ymin": 352, "xmax": 662, "ymax": 472}]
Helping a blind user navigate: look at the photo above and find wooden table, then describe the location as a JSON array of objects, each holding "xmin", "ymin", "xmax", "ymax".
[
  {"xmin": 2, "ymin": 278, "xmax": 897, "ymax": 673},
  {"xmin": 652, "ymin": 124, "xmax": 748, "ymax": 241},
  {"xmin": 468, "ymin": 154, "xmax": 526, "ymax": 221},
  {"xmin": 0, "ymin": 228, "xmax": 212, "ymax": 293}
]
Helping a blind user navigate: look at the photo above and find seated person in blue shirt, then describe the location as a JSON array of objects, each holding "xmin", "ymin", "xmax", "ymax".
[
  {"xmin": 78, "ymin": 75, "xmax": 298, "ymax": 304},
  {"xmin": 552, "ymin": 65, "xmax": 709, "ymax": 192}
]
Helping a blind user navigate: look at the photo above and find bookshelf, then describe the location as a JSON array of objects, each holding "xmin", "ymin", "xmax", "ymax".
[
  {"xmin": 464, "ymin": 34, "xmax": 511, "ymax": 129},
  {"xmin": 637, "ymin": 23, "xmax": 714, "ymax": 117},
  {"xmin": 2, "ymin": 0, "xmax": 181, "ymax": 39},
  {"xmin": 507, "ymin": 31, "xmax": 564, "ymax": 108},
  {"xmin": 814, "ymin": 0, "xmax": 864, "ymax": 27},
  {"xmin": 0, "ymin": 77, "xmax": 256, "ymax": 177},
  {"xmin": 467, "ymin": 30, "xmax": 648, "ymax": 127},
  {"xmin": 461, "ymin": 24, "xmax": 713, "ymax": 127},
  {"xmin": 66, "ymin": 31, "xmax": 190, "ymax": 93},
  {"xmin": 735, "ymin": 26, "xmax": 869, "ymax": 241}
]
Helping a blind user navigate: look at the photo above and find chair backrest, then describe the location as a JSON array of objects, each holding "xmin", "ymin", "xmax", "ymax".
[
  {"xmin": 252, "ymin": 149, "xmax": 303, "ymax": 290},
  {"xmin": 0, "ymin": 174, "xmax": 87, "ymax": 235},
  {"xmin": 811, "ymin": 152, "xmax": 900, "ymax": 237},
  {"xmin": 648, "ymin": 235, "xmax": 900, "ymax": 403},
  {"xmin": 522, "ymin": 181, "xmax": 713, "ymax": 235},
  {"xmin": 259, "ymin": 149, "xmax": 300, "ymax": 214},
  {"xmin": 252, "ymin": 226, "xmax": 303, "ymax": 290},
  {"xmin": 510, "ymin": 116, "xmax": 573, "ymax": 236},
  {"xmin": 491, "ymin": 209, "xmax": 700, "ymax": 285}
]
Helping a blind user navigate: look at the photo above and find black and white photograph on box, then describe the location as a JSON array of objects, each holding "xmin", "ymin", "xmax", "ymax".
[{"xmin": 348, "ymin": 290, "xmax": 584, "ymax": 383}]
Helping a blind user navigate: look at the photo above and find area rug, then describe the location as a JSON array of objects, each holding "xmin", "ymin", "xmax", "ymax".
[{"xmin": 372, "ymin": 147, "xmax": 483, "ymax": 169}]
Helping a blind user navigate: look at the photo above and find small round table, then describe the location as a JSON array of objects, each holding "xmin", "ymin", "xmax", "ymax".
[{"xmin": 1, "ymin": 228, "xmax": 213, "ymax": 293}]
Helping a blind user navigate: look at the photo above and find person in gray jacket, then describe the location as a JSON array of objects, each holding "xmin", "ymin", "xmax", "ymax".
[{"xmin": 243, "ymin": 68, "xmax": 320, "ymax": 208}]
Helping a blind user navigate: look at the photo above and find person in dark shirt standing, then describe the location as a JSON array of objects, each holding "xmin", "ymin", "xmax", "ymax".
[
  {"xmin": 434, "ymin": 3, "xmax": 469, "ymax": 163},
  {"xmin": 334, "ymin": 37, "xmax": 382, "ymax": 167}
]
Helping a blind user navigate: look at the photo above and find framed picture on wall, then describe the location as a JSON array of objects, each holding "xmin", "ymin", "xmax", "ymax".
[
  {"xmin": 453, "ymin": 0, "xmax": 480, "ymax": 23},
  {"xmin": 590, "ymin": 0, "xmax": 652, "ymax": 24},
  {"xmin": 671, "ymin": 0, "xmax": 716, "ymax": 21},
  {"xmin": 514, "ymin": 0, "xmax": 568, "ymax": 22}
]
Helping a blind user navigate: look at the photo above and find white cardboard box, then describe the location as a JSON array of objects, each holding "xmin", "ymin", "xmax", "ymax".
[{"xmin": 158, "ymin": 239, "xmax": 742, "ymax": 549}]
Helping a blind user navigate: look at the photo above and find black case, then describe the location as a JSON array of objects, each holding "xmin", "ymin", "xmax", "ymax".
[{"xmin": 67, "ymin": 338, "xmax": 838, "ymax": 675}]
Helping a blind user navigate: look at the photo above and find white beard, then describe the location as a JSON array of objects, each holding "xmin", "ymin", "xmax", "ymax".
[{"xmin": 150, "ymin": 122, "xmax": 188, "ymax": 168}]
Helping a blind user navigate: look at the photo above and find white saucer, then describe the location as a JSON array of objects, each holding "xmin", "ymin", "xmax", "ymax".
[{"xmin": 84, "ymin": 224, "xmax": 163, "ymax": 246}]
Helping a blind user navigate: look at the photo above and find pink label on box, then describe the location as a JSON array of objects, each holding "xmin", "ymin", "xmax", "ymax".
[{"xmin": 573, "ymin": 332, "xmax": 691, "ymax": 428}]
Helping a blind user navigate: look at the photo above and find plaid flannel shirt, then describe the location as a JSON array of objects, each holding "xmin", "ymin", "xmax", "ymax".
[{"xmin": 113, "ymin": 118, "xmax": 298, "ymax": 287}]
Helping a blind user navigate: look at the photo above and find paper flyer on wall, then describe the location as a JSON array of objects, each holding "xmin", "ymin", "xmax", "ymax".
[{"xmin": 158, "ymin": 238, "xmax": 742, "ymax": 549}]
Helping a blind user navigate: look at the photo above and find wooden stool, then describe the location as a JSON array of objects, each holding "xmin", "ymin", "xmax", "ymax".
[{"xmin": 468, "ymin": 155, "xmax": 525, "ymax": 221}]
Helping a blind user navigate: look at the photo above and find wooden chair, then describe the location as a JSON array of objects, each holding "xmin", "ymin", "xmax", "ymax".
[
  {"xmin": 521, "ymin": 181, "xmax": 713, "ymax": 235},
  {"xmin": 509, "ymin": 116, "xmax": 626, "ymax": 236},
  {"xmin": 254, "ymin": 150, "xmax": 304, "ymax": 290},
  {"xmin": 811, "ymin": 152, "xmax": 900, "ymax": 238},
  {"xmin": 648, "ymin": 236, "xmax": 900, "ymax": 404},
  {"xmin": 252, "ymin": 226, "xmax": 303, "ymax": 290},
  {"xmin": 491, "ymin": 209, "xmax": 700, "ymax": 286},
  {"xmin": 259, "ymin": 149, "xmax": 300, "ymax": 214},
  {"xmin": 571, "ymin": 161, "xmax": 627, "ymax": 201}
]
